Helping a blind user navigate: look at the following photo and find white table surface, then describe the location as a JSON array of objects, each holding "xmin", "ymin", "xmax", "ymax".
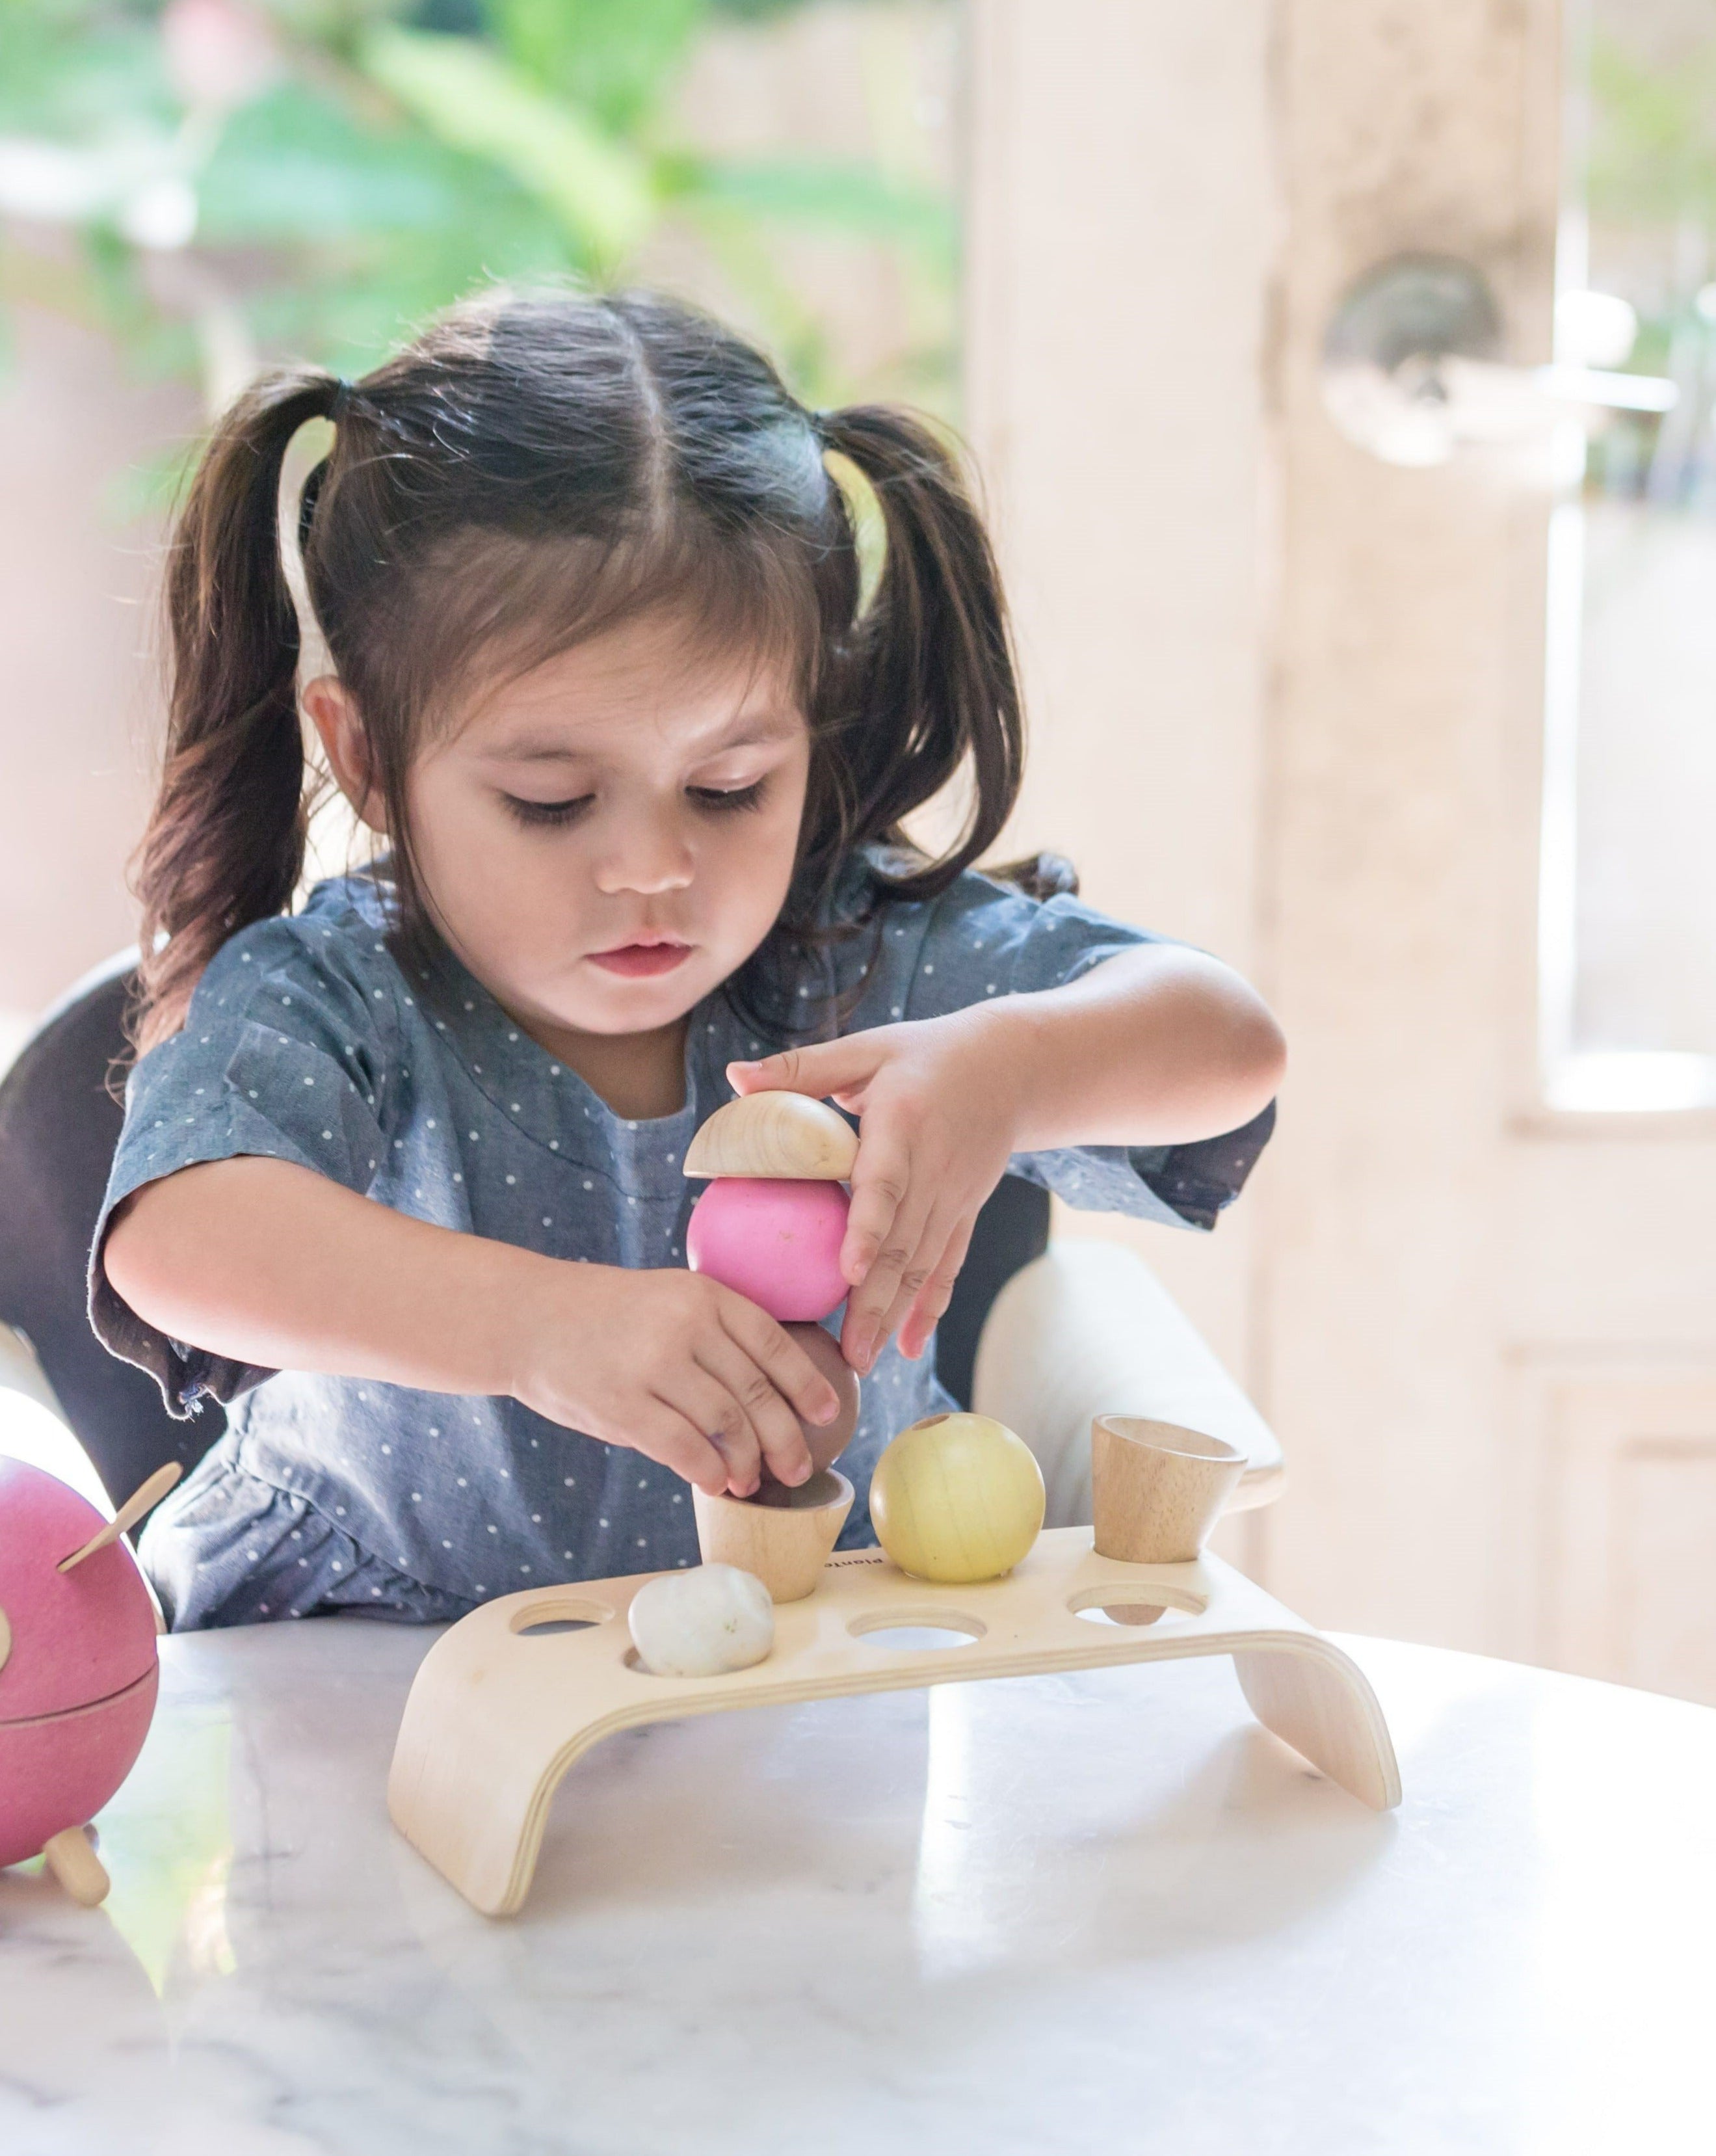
[{"xmin": 1, "ymin": 1614, "xmax": 1712, "ymax": 2155}]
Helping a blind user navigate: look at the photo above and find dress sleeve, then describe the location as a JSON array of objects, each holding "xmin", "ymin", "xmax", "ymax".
[
  {"xmin": 88, "ymin": 918, "xmax": 396, "ymax": 1415},
  {"xmin": 856, "ymin": 873, "xmax": 1274, "ymax": 1232}
]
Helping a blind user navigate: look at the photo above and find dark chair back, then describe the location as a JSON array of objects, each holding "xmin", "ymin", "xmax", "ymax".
[
  {"xmin": 0, "ymin": 956, "xmax": 224, "ymax": 1506},
  {"xmin": 0, "ymin": 953, "xmax": 1048, "ymax": 1504},
  {"xmin": 933, "ymin": 1171, "xmax": 1049, "ymax": 1408}
]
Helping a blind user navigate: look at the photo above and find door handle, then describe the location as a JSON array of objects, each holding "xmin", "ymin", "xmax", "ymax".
[{"xmin": 1321, "ymin": 253, "xmax": 1676, "ymax": 467}]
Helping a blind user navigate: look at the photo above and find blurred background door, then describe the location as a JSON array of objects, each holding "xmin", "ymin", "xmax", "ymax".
[{"xmin": 968, "ymin": 0, "xmax": 1716, "ymax": 1698}]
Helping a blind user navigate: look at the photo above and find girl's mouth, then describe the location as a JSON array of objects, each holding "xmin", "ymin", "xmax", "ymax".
[{"xmin": 587, "ymin": 940, "xmax": 693, "ymax": 979}]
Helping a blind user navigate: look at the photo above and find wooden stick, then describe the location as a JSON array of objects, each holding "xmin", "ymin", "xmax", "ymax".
[
  {"xmin": 58, "ymin": 1461, "xmax": 181, "ymax": 1573},
  {"xmin": 42, "ymin": 1826, "xmax": 110, "ymax": 1907}
]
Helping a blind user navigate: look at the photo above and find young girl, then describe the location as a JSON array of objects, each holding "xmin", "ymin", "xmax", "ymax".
[{"xmin": 95, "ymin": 286, "xmax": 1284, "ymax": 1630}]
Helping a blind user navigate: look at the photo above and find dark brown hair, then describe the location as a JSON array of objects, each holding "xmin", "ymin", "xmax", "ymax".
[{"xmin": 134, "ymin": 286, "xmax": 1046, "ymax": 1050}]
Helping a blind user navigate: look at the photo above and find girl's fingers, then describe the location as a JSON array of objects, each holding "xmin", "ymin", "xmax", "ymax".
[
  {"xmin": 719, "ymin": 1297, "xmax": 841, "ymax": 1430},
  {"xmin": 868, "ymin": 1203, "xmax": 962, "ymax": 1361},
  {"xmin": 728, "ymin": 1036, "xmax": 886, "ymax": 1103},
  {"xmin": 843, "ymin": 1184, "xmax": 935, "ymax": 1373},
  {"xmin": 695, "ymin": 1331, "xmax": 813, "ymax": 1489},
  {"xmin": 840, "ymin": 1123, "xmax": 914, "ymax": 1289},
  {"xmin": 636, "ymin": 1402, "xmax": 737, "ymax": 1497},
  {"xmin": 657, "ymin": 1369, "xmax": 765, "ymax": 1497},
  {"xmin": 898, "ymin": 1217, "xmax": 977, "ymax": 1361}
]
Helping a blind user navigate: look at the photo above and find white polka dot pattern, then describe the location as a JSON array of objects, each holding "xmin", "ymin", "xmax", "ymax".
[{"xmin": 99, "ymin": 853, "xmax": 1252, "ymax": 1632}]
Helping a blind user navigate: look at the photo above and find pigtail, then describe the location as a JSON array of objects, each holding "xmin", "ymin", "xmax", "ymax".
[
  {"xmin": 812, "ymin": 405, "xmax": 1025, "ymax": 904},
  {"xmin": 132, "ymin": 369, "xmax": 341, "ymax": 1051}
]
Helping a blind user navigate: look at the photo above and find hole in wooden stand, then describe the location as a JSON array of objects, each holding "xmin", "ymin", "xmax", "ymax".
[
  {"xmin": 848, "ymin": 1610, "xmax": 985, "ymax": 1651},
  {"xmin": 509, "ymin": 1597, "xmax": 611, "ymax": 1636},
  {"xmin": 1066, "ymin": 1583, "xmax": 1208, "ymax": 1629},
  {"xmin": 620, "ymin": 1645, "xmax": 751, "ymax": 1679}
]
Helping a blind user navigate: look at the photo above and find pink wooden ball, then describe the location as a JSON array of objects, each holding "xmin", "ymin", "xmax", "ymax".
[
  {"xmin": 686, "ymin": 1177, "xmax": 851, "ymax": 1323},
  {"xmin": 0, "ymin": 1459, "xmax": 160, "ymax": 1870}
]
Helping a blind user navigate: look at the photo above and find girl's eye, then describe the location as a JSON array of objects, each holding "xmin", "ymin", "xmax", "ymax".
[
  {"xmin": 501, "ymin": 793, "xmax": 594, "ymax": 829},
  {"xmin": 689, "ymin": 779, "xmax": 768, "ymax": 815}
]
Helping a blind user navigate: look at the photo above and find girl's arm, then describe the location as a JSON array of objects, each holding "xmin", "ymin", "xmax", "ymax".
[
  {"xmin": 729, "ymin": 944, "xmax": 1285, "ymax": 1374},
  {"xmin": 969, "ymin": 943, "xmax": 1284, "ymax": 1150},
  {"xmin": 103, "ymin": 1156, "xmax": 839, "ymax": 1497}
]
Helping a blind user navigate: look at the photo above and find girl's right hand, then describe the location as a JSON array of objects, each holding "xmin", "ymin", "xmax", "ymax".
[{"xmin": 508, "ymin": 1263, "xmax": 840, "ymax": 1498}]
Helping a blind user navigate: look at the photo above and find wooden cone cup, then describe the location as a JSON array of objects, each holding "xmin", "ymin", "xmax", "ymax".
[
  {"xmin": 692, "ymin": 1471, "xmax": 854, "ymax": 1603},
  {"xmin": 1090, "ymin": 1417, "xmax": 1246, "ymax": 1565}
]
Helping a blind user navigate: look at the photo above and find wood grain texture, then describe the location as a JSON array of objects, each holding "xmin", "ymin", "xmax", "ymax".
[
  {"xmin": 388, "ymin": 1528, "xmax": 1401, "ymax": 1915},
  {"xmin": 1091, "ymin": 1417, "xmax": 1247, "ymax": 1564},
  {"xmin": 691, "ymin": 1471, "xmax": 853, "ymax": 1603},
  {"xmin": 1234, "ymin": 1648, "xmax": 1401, "ymax": 1810},
  {"xmin": 683, "ymin": 1093, "xmax": 857, "ymax": 1181}
]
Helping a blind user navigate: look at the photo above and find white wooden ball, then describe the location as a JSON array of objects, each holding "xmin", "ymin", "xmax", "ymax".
[{"xmin": 627, "ymin": 1564, "xmax": 775, "ymax": 1679}]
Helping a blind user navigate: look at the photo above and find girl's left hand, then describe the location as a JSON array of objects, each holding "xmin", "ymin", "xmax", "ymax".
[{"xmin": 727, "ymin": 1009, "xmax": 1021, "ymax": 1374}]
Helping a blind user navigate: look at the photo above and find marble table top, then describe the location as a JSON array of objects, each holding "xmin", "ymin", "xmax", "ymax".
[{"xmin": 2, "ymin": 1614, "xmax": 1711, "ymax": 2155}]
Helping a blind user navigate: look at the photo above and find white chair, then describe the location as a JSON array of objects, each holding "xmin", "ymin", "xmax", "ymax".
[
  {"xmin": 0, "ymin": 1322, "xmax": 112, "ymax": 1515},
  {"xmin": 974, "ymin": 1237, "xmax": 1282, "ymax": 1527}
]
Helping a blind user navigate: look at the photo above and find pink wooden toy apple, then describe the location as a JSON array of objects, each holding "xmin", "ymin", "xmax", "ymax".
[
  {"xmin": 0, "ymin": 1457, "xmax": 179, "ymax": 1906},
  {"xmin": 685, "ymin": 1176, "xmax": 851, "ymax": 1324}
]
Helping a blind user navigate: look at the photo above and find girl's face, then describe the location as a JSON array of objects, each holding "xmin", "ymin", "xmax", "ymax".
[{"xmin": 306, "ymin": 611, "xmax": 812, "ymax": 1051}]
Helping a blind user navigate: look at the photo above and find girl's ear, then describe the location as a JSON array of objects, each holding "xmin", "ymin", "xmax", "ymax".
[{"xmin": 303, "ymin": 676, "xmax": 389, "ymax": 834}]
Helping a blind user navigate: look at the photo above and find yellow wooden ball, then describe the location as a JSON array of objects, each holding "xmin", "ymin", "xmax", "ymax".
[{"xmin": 869, "ymin": 1413, "xmax": 1046, "ymax": 1584}]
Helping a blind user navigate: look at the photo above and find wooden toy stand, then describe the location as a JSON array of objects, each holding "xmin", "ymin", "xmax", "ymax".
[{"xmin": 389, "ymin": 1528, "xmax": 1402, "ymax": 1916}]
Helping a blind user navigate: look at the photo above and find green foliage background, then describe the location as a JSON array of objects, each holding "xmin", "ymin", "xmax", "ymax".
[{"xmin": 0, "ymin": 0, "xmax": 957, "ymax": 415}]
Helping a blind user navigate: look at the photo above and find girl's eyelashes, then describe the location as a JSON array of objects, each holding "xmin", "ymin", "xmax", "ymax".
[
  {"xmin": 688, "ymin": 778, "xmax": 769, "ymax": 815},
  {"xmin": 499, "ymin": 778, "xmax": 769, "ymax": 829},
  {"xmin": 501, "ymin": 792, "xmax": 595, "ymax": 829}
]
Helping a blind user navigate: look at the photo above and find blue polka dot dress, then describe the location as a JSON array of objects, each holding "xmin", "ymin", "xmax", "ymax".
[{"xmin": 90, "ymin": 856, "xmax": 1269, "ymax": 1630}]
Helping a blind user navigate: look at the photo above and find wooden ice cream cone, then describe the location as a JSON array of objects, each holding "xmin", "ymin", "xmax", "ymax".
[
  {"xmin": 1090, "ymin": 1416, "xmax": 1245, "ymax": 1565},
  {"xmin": 692, "ymin": 1471, "xmax": 854, "ymax": 1602}
]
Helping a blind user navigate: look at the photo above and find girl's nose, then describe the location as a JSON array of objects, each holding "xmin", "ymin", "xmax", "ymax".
[{"xmin": 592, "ymin": 806, "xmax": 695, "ymax": 898}]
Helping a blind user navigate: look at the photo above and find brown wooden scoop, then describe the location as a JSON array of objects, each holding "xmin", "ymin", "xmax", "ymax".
[{"xmin": 752, "ymin": 1322, "xmax": 860, "ymax": 1502}]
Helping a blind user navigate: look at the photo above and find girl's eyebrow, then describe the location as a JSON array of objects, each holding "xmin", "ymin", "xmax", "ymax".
[
  {"xmin": 482, "ymin": 712, "xmax": 803, "ymax": 764},
  {"xmin": 484, "ymin": 740, "xmax": 587, "ymax": 764}
]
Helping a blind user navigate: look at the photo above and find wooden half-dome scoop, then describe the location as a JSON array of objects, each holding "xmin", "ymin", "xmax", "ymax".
[{"xmin": 683, "ymin": 1091, "xmax": 857, "ymax": 1181}]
